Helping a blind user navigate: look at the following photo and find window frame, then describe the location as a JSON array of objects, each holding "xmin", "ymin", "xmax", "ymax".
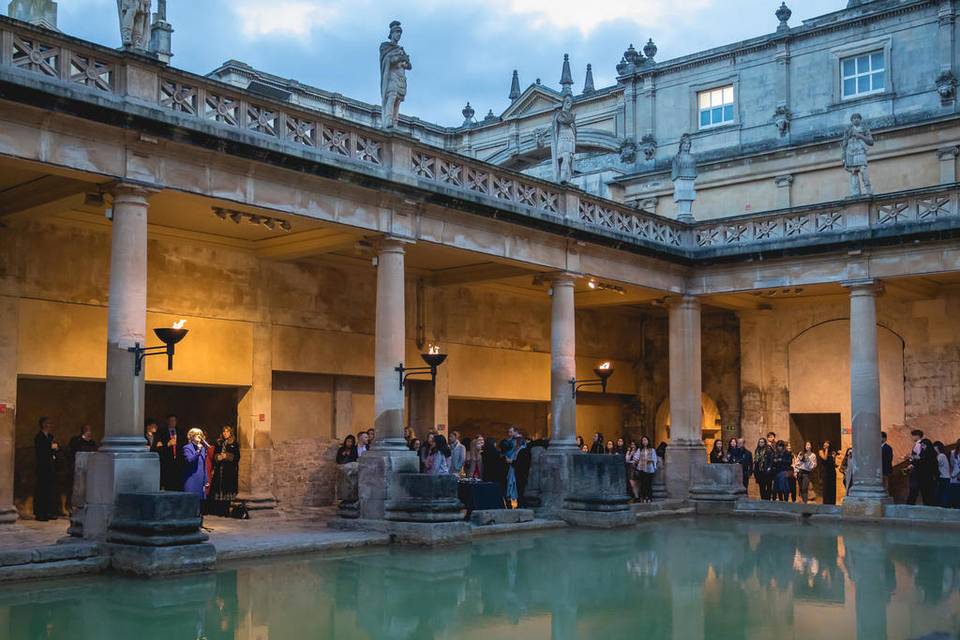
[
  {"xmin": 688, "ymin": 75, "xmax": 740, "ymax": 134},
  {"xmin": 840, "ymin": 50, "xmax": 886, "ymax": 100},
  {"xmin": 696, "ymin": 85, "xmax": 737, "ymax": 130},
  {"xmin": 831, "ymin": 36, "xmax": 893, "ymax": 104}
]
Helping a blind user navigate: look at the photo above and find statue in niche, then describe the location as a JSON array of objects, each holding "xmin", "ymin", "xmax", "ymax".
[
  {"xmin": 551, "ymin": 93, "xmax": 577, "ymax": 183},
  {"xmin": 842, "ymin": 113, "xmax": 874, "ymax": 197},
  {"xmin": 379, "ymin": 21, "xmax": 412, "ymax": 130},
  {"xmin": 671, "ymin": 133, "xmax": 697, "ymax": 222},
  {"xmin": 117, "ymin": 0, "xmax": 151, "ymax": 50}
]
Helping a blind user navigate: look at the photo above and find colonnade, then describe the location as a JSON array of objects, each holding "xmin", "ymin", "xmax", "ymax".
[{"xmin": 0, "ymin": 201, "xmax": 892, "ymax": 530}]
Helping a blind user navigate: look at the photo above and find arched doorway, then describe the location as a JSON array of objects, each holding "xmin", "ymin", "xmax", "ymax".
[{"xmin": 654, "ymin": 393, "xmax": 722, "ymax": 449}]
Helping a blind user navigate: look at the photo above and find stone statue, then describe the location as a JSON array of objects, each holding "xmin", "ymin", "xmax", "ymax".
[
  {"xmin": 8, "ymin": 0, "xmax": 58, "ymax": 30},
  {"xmin": 842, "ymin": 113, "xmax": 874, "ymax": 197},
  {"xmin": 379, "ymin": 21, "xmax": 412, "ymax": 130},
  {"xmin": 671, "ymin": 133, "xmax": 697, "ymax": 222},
  {"xmin": 551, "ymin": 93, "xmax": 577, "ymax": 184},
  {"xmin": 773, "ymin": 105, "xmax": 792, "ymax": 137},
  {"xmin": 618, "ymin": 138, "xmax": 637, "ymax": 164},
  {"xmin": 117, "ymin": 0, "xmax": 151, "ymax": 50},
  {"xmin": 640, "ymin": 133, "xmax": 657, "ymax": 161}
]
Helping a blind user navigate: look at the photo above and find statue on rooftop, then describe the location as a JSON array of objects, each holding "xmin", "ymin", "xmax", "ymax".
[
  {"xmin": 380, "ymin": 20, "xmax": 412, "ymax": 130},
  {"xmin": 551, "ymin": 93, "xmax": 577, "ymax": 184},
  {"xmin": 671, "ymin": 133, "xmax": 697, "ymax": 222},
  {"xmin": 842, "ymin": 113, "xmax": 874, "ymax": 197},
  {"xmin": 117, "ymin": 0, "xmax": 151, "ymax": 50}
]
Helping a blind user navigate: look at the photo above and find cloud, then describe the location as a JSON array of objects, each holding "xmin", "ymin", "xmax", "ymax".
[
  {"xmin": 231, "ymin": 0, "xmax": 342, "ymax": 39},
  {"xmin": 491, "ymin": 0, "xmax": 715, "ymax": 35}
]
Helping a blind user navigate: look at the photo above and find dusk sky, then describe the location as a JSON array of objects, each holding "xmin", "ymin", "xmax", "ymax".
[{"xmin": 21, "ymin": 0, "xmax": 843, "ymax": 126}]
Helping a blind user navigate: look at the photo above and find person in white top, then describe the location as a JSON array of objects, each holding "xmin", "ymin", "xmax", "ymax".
[
  {"xmin": 794, "ymin": 441, "xmax": 818, "ymax": 503},
  {"xmin": 357, "ymin": 431, "xmax": 369, "ymax": 457},
  {"xmin": 426, "ymin": 433, "xmax": 451, "ymax": 475},
  {"xmin": 630, "ymin": 436, "xmax": 659, "ymax": 503}
]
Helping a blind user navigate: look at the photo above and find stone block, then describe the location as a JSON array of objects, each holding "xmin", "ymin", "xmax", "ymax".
[
  {"xmin": 106, "ymin": 492, "xmax": 214, "ymax": 577},
  {"xmin": 32, "ymin": 544, "xmax": 99, "ymax": 563},
  {"xmin": 83, "ymin": 451, "xmax": 159, "ymax": 540},
  {"xmin": 110, "ymin": 543, "xmax": 216, "ymax": 577},
  {"xmin": 358, "ymin": 449, "xmax": 418, "ymax": 520},
  {"xmin": 68, "ymin": 451, "xmax": 93, "ymax": 537},
  {"xmin": 535, "ymin": 449, "xmax": 575, "ymax": 518},
  {"xmin": 663, "ymin": 444, "xmax": 706, "ymax": 500},
  {"xmin": 328, "ymin": 518, "xmax": 471, "ymax": 546},
  {"xmin": 0, "ymin": 549, "xmax": 32, "ymax": 567},
  {"xmin": 689, "ymin": 461, "xmax": 746, "ymax": 514},
  {"xmin": 470, "ymin": 509, "xmax": 533, "ymax": 526},
  {"xmin": 560, "ymin": 455, "xmax": 633, "ymax": 529},
  {"xmin": 384, "ymin": 473, "xmax": 464, "ymax": 523}
]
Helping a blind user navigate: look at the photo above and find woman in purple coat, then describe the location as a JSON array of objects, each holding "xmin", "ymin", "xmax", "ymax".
[{"xmin": 181, "ymin": 428, "xmax": 209, "ymax": 499}]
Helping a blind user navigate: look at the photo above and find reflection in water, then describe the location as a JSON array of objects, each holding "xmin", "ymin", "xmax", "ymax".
[{"xmin": 1, "ymin": 519, "xmax": 959, "ymax": 640}]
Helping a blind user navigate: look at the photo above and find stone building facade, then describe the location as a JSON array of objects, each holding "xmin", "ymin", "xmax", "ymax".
[{"xmin": 0, "ymin": 0, "xmax": 959, "ymax": 519}]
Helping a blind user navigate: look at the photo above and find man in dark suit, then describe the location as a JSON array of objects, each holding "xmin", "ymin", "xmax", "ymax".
[
  {"xmin": 881, "ymin": 431, "xmax": 894, "ymax": 495},
  {"xmin": 156, "ymin": 414, "xmax": 184, "ymax": 491},
  {"xmin": 33, "ymin": 417, "xmax": 60, "ymax": 521}
]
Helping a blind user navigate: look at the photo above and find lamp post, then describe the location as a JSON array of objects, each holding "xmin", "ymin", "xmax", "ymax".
[
  {"xmin": 570, "ymin": 361, "xmax": 614, "ymax": 397},
  {"xmin": 128, "ymin": 320, "xmax": 189, "ymax": 377},
  {"xmin": 396, "ymin": 344, "xmax": 448, "ymax": 390}
]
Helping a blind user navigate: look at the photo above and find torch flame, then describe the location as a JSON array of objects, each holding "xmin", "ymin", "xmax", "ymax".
[
  {"xmin": 172, "ymin": 319, "xmax": 186, "ymax": 330},
  {"xmin": 428, "ymin": 344, "xmax": 440, "ymax": 355},
  {"xmin": 598, "ymin": 361, "xmax": 611, "ymax": 370}
]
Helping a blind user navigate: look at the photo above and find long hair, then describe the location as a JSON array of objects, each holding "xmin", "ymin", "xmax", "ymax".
[{"xmin": 433, "ymin": 434, "xmax": 451, "ymax": 458}]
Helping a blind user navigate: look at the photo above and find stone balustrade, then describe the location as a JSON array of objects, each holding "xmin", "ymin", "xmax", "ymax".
[{"xmin": 2, "ymin": 16, "xmax": 959, "ymax": 260}]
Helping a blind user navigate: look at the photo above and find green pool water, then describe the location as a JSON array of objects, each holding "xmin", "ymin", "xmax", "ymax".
[{"xmin": 2, "ymin": 517, "xmax": 959, "ymax": 640}]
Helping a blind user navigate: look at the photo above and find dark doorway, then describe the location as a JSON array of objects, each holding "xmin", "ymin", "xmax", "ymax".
[
  {"xmin": 14, "ymin": 377, "xmax": 238, "ymax": 516},
  {"xmin": 789, "ymin": 413, "xmax": 841, "ymax": 452}
]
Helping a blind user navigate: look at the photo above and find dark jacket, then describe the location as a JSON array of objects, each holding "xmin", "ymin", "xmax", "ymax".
[{"xmin": 881, "ymin": 442, "xmax": 893, "ymax": 476}]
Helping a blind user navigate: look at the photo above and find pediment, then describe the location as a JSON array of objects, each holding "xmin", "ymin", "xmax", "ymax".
[{"xmin": 500, "ymin": 85, "xmax": 562, "ymax": 120}]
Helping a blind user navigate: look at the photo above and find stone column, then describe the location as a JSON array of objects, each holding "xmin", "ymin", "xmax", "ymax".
[
  {"xmin": 843, "ymin": 280, "xmax": 889, "ymax": 515},
  {"xmin": 774, "ymin": 174, "xmax": 793, "ymax": 209},
  {"xmin": 937, "ymin": 146, "xmax": 958, "ymax": 184},
  {"xmin": 549, "ymin": 273, "xmax": 578, "ymax": 450},
  {"xmin": 666, "ymin": 295, "xmax": 706, "ymax": 499},
  {"xmin": 236, "ymin": 321, "xmax": 277, "ymax": 516},
  {"xmin": 358, "ymin": 237, "xmax": 418, "ymax": 520},
  {"xmin": 84, "ymin": 183, "xmax": 160, "ymax": 539},
  {"xmin": 0, "ymin": 296, "xmax": 17, "ymax": 525}
]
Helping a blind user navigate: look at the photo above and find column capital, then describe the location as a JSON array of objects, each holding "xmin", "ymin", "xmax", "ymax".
[
  {"xmin": 773, "ymin": 174, "xmax": 794, "ymax": 187},
  {"xmin": 542, "ymin": 271, "xmax": 580, "ymax": 287},
  {"xmin": 666, "ymin": 293, "xmax": 701, "ymax": 309},
  {"xmin": 373, "ymin": 235, "xmax": 414, "ymax": 254},
  {"xmin": 842, "ymin": 279, "xmax": 884, "ymax": 296},
  {"xmin": 109, "ymin": 181, "xmax": 156, "ymax": 201},
  {"xmin": 937, "ymin": 145, "xmax": 960, "ymax": 160}
]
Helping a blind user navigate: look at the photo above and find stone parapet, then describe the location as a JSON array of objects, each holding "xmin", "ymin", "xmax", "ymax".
[
  {"xmin": 689, "ymin": 462, "xmax": 747, "ymax": 514},
  {"xmin": 559, "ymin": 454, "xmax": 634, "ymax": 528},
  {"xmin": 384, "ymin": 473, "xmax": 464, "ymax": 523}
]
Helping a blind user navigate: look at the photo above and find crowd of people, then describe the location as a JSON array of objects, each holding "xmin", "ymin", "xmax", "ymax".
[
  {"xmin": 30, "ymin": 415, "xmax": 242, "ymax": 522},
  {"xmin": 705, "ymin": 429, "xmax": 960, "ymax": 507},
  {"xmin": 335, "ymin": 426, "xmax": 537, "ymax": 508}
]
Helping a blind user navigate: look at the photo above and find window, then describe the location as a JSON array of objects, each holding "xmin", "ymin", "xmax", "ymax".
[
  {"xmin": 698, "ymin": 86, "xmax": 735, "ymax": 129},
  {"xmin": 841, "ymin": 51, "xmax": 885, "ymax": 99}
]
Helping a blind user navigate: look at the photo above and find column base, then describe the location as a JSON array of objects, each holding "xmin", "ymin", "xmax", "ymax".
[
  {"xmin": 235, "ymin": 494, "xmax": 279, "ymax": 517},
  {"xmin": 842, "ymin": 488, "xmax": 891, "ymax": 518},
  {"xmin": 357, "ymin": 449, "xmax": 418, "ymax": 520},
  {"xmin": 81, "ymin": 450, "xmax": 159, "ymax": 540},
  {"xmin": 535, "ymin": 448, "xmax": 578, "ymax": 518},
  {"xmin": 0, "ymin": 506, "xmax": 18, "ymax": 526},
  {"xmin": 664, "ymin": 443, "xmax": 706, "ymax": 500}
]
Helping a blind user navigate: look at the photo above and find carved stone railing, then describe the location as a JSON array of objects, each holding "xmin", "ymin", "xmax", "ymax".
[
  {"xmin": 1, "ymin": 16, "xmax": 959, "ymax": 260},
  {"xmin": 692, "ymin": 186, "xmax": 960, "ymax": 257}
]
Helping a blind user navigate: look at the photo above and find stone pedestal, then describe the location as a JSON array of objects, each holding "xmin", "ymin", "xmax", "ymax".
[
  {"xmin": 559, "ymin": 454, "xmax": 634, "ymax": 528},
  {"xmin": 652, "ymin": 463, "xmax": 668, "ymax": 500},
  {"xmin": 673, "ymin": 177, "xmax": 696, "ymax": 223},
  {"xmin": 358, "ymin": 449, "xmax": 418, "ymax": 520},
  {"xmin": 664, "ymin": 444, "xmax": 705, "ymax": 501},
  {"xmin": 689, "ymin": 461, "xmax": 746, "ymax": 514},
  {"xmin": 67, "ymin": 451, "xmax": 94, "ymax": 537},
  {"xmin": 107, "ymin": 492, "xmax": 215, "ymax": 576},
  {"xmin": 535, "ymin": 449, "xmax": 575, "ymax": 518},
  {"xmin": 384, "ymin": 473, "xmax": 464, "ymax": 523},
  {"xmin": 336, "ymin": 461, "xmax": 359, "ymax": 519},
  {"xmin": 521, "ymin": 445, "xmax": 545, "ymax": 508},
  {"xmin": 83, "ymin": 451, "xmax": 159, "ymax": 540}
]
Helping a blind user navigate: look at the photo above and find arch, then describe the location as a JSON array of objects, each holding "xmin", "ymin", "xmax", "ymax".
[
  {"xmin": 654, "ymin": 393, "xmax": 722, "ymax": 449},
  {"xmin": 786, "ymin": 318, "xmax": 905, "ymax": 440}
]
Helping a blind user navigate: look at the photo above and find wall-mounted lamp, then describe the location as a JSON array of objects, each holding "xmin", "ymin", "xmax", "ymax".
[
  {"xmin": 396, "ymin": 344, "xmax": 448, "ymax": 390},
  {"xmin": 570, "ymin": 361, "xmax": 614, "ymax": 398},
  {"xmin": 128, "ymin": 320, "xmax": 189, "ymax": 377}
]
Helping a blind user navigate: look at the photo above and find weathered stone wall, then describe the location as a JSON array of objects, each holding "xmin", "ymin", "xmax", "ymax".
[
  {"xmin": 270, "ymin": 437, "xmax": 340, "ymax": 509},
  {"xmin": 740, "ymin": 291, "xmax": 960, "ymax": 459}
]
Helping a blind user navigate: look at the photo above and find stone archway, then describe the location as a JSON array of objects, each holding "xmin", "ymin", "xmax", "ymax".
[{"xmin": 654, "ymin": 393, "xmax": 722, "ymax": 449}]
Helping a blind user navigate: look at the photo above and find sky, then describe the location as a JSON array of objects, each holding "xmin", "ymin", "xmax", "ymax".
[{"xmin": 23, "ymin": 0, "xmax": 843, "ymax": 126}]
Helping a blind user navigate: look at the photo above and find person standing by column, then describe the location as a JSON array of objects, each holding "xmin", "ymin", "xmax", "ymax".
[
  {"xmin": 905, "ymin": 429, "xmax": 925, "ymax": 504},
  {"xmin": 737, "ymin": 438, "xmax": 752, "ymax": 492},
  {"xmin": 157, "ymin": 414, "xmax": 184, "ymax": 491},
  {"xmin": 881, "ymin": 432, "xmax": 894, "ymax": 496},
  {"xmin": 449, "ymin": 431, "xmax": 466, "ymax": 476},
  {"xmin": 33, "ymin": 417, "xmax": 60, "ymax": 521},
  {"xmin": 819, "ymin": 441, "xmax": 838, "ymax": 505},
  {"xmin": 181, "ymin": 428, "xmax": 209, "ymax": 501}
]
